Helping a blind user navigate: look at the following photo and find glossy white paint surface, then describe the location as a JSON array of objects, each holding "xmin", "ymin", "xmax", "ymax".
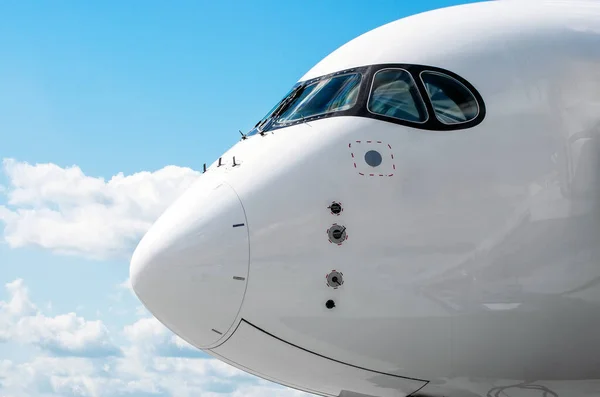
[
  {"xmin": 131, "ymin": 179, "xmax": 249, "ymax": 348},
  {"xmin": 131, "ymin": 1, "xmax": 600, "ymax": 396},
  {"xmin": 211, "ymin": 321, "xmax": 427, "ymax": 397}
]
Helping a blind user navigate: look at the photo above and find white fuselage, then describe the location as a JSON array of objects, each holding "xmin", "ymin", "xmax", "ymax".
[{"xmin": 130, "ymin": 1, "xmax": 600, "ymax": 396}]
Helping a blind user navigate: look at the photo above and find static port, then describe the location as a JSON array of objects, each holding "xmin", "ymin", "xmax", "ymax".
[
  {"xmin": 326, "ymin": 300, "xmax": 336, "ymax": 309},
  {"xmin": 327, "ymin": 224, "xmax": 347, "ymax": 245},
  {"xmin": 326, "ymin": 270, "xmax": 344, "ymax": 288},
  {"xmin": 329, "ymin": 202, "xmax": 343, "ymax": 215}
]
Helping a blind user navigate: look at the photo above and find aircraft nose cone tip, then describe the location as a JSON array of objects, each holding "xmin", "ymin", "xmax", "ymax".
[
  {"xmin": 129, "ymin": 217, "xmax": 164, "ymax": 304},
  {"xmin": 129, "ymin": 242, "xmax": 148, "ymax": 302},
  {"xmin": 128, "ymin": 181, "xmax": 250, "ymax": 348}
]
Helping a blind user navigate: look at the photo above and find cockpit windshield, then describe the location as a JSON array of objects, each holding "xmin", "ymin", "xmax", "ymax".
[
  {"xmin": 244, "ymin": 64, "xmax": 484, "ymax": 136},
  {"xmin": 248, "ymin": 73, "xmax": 361, "ymax": 135},
  {"xmin": 276, "ymin": 73, "xmax": 361, "ymax": 123}
]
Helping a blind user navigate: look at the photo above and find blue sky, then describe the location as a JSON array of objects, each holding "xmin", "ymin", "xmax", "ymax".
[{"xmin": 0, "ymin": 1, "xmax": 483, "ymax": 396}]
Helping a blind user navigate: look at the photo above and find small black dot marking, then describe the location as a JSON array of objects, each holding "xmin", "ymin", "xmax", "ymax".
[
  {"xmin": 211, "ymin": 328, "xmax": 223, "ymax": 335},
  {"xmin": 365, "ymin": 150, "xmax": 383, "ymax": 167},
  {"xmin": 232, "ymin": 223, "xmax": 245, "ymax": 228},
  {"xmin": 233, "ymin": 276, "xmax": 246, "ymax": 281}
]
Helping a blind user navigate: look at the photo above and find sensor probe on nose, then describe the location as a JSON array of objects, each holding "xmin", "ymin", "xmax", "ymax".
[
  {"xmin": 326, "ymin": 270, "xmax": 344, "ymax": 288},
  {"xmin": 333, "ymin": 226, "xmax": 346, "ymax": 240},
  {"xmin": 327, "ymin": 224, "xmax": 348, "ymax": 245}
]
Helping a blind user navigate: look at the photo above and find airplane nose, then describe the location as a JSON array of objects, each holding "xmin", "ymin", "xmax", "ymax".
[{"xmin": 130, "ymin": 179, "xmax": 249, "ymax": 348}]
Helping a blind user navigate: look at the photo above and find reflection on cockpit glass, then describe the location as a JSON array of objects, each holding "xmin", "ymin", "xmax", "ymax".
[
  {"xmin": 248, "ymin": 73, "xmax": 361, "ymax": 136},
  {"xmin": 245, "ymin": 66, "xmax": 484, "ymax": 138},
  {"xmin": 421, "ymin": 71, "xmax": 479, "ymax": 124},
  {"xmin": 276, "ymin": 73, "xmax": 361, "ymax": 123},
  {"xmin": 368, "ymin": 69, "xmax": 428, "ymax": 123},
  {"xmin": 259, "ymin": 88, "xmax": 295, "ymax": 125}
]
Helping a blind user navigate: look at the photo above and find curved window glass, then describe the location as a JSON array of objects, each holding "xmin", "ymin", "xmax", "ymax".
[
  {"xmin": 420, "ymin": 71, "xmax": 479, "ymax": 124},
  {"xmin": 245, "ymin": 63, "xmax": 485, "ymax": 137},
  {"xmin": 275, "ymin": 73, "xmax": 361, "ymax": 124},
  {"xmin": 257, "ymin": 87, "xmax": 296, "ymax": 126},
  {"xmin": 367, "ymin": 69, "xmax": 428, "ymax": 123}
]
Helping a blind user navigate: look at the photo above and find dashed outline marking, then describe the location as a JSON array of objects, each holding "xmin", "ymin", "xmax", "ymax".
[{"xmin": 349, "ymin": 141, "xmax": 396, "ymax": 177}]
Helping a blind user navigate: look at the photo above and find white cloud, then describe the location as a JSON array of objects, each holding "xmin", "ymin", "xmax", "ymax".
[
  {"xmin": 0, "ymin": 279, "xmax": 314, "ymax": 397},
  {"xmin": 0, "ymin": 279, "xmax": 36, "ymax": 317},
  {"xmin": 0, "ymin": 158, "xmax": 201, "ymax": 260},
  {"xmin": 134, "ymin": 305, "xmax": 149, "ymax": 317},
  {"xmin": 0, "ymin": 279, "xmax": 119, "ymax": 357},
  {"xmin": 13, "ymin": 313, "xmax": 120, "ymax": 357},
  {"xmin": 117, "ymin": 279, "xmax": 132, "ymax": 293},
  {"xmin": 123, "ymin": 316, "xmax": 202, "ymax": 358},
  {"xmin": 0, "ymin": 355, "xmax": 310, "ymax": 397},
  {"xmin": 112, "ymin": 278, "xmax": 136, "ymax": 303},
  {"xmin": 0, "ymin": 155, "xmax": 314, "ymax": 397}
]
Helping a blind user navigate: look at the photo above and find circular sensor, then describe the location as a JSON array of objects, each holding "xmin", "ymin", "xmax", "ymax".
[
  {"xmin": 327, "ymin": 224, "xmax": 347, "ymax": 245},
  {"xmin": 326, "ymin": 270, "xmax": 344, "ymax": 289},
  {"xmin": 329, "ymin": 202, "xmax": 343, "ymax": 215},
  {"xmin": 364, "ymin": 150, "xmax": 383, "ymax": 167}
]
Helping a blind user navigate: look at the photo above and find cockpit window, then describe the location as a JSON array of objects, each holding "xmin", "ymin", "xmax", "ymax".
[
  {"xmin": 420, "ymin": 71, "xmax": 479, "ymax": 124},
  {"xmin": 258, "ymin": 87, "xmax": 296, "ymax": 125},
  {"xmin": 275, "ymin": 73, "xmax": 361, "ymax": 124},
  {"xmin": 245, "ymin": 64, "xmax": 485, "ymax": 137},
  {"xmin": 367, "ymin": 69, "xmax": 428, "ymax": 123}
]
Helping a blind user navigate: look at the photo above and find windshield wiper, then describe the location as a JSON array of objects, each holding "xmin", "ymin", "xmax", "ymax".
[
  {"xmin": 256, "ymin": 85, "xmax": 305, "ymax": 132},
  {"xmin": 270, "ymin": 85, "xmax": 305, "ymax": 121}
]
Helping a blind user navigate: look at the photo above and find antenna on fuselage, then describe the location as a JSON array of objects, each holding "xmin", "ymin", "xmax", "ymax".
[{"xmin": 239, "ymin": 130, "xmax": 247, "ymax": 140}]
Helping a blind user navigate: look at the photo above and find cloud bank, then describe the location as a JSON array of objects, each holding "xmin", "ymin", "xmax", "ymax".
[
  {"xmin": 0, "ymin": 279, "xmax": 119, "ymax": 357},
  {"xmin": 0, "ymin": 279, "xmax": 311, "ymax": 397},
  {"xmin": 0, "ymin": 159, "xmax": 312, "ymax": 397},
  {"xmin": 0, "ymin": 158, "xmax": 201, "ymax": 260}
]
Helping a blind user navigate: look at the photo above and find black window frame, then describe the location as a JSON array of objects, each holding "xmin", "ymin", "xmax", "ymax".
[{"xmin": 248, "ymin": 63, "xmax": 486, "ymax": 135}]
